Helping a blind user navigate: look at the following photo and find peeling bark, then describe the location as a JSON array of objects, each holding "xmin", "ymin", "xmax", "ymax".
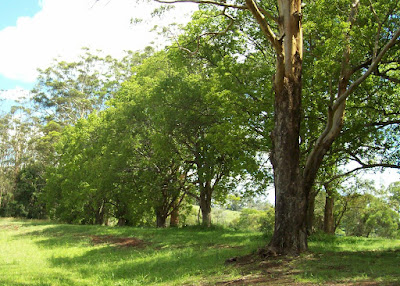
[{"xmin": 263, "ymin": 0, "xmax": 307, "ymax": 256}]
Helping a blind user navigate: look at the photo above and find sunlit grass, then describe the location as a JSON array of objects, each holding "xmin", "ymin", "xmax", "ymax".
[
  {"xmin": 1, "ymin": 218, "xmax": 400, "ymax": 285},
  {"xmin": 295, "ymin": 233, "xmax": 400, "ymax": 284},
  {"xmin": 0, "ymin": 218, "xmax": 263, "ymax": 286}
]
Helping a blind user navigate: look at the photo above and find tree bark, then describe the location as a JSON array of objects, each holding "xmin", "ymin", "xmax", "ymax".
[
  {"xmin": 306, "ymin": 190, "xmax": 317, "ymax": 235},
  {"xmin": 199, "ymin": 182, "xmax": 212, "ymax": 227},
  {"xmin": 323, "ymin": 184, "xmax": 335, "ymax": 234},
  {"xmin": 170, "ymin": 200, "xmax": 180, "ymax": 227},
  {"xmin": 268, "ymin": 72, "xmax": 307, "ymax": 255},
  {"xmin": 117, "ymin": 218, "xmax": 127, "ymax": 226},
  {"xmin": 156, "ymin": 211, "xmax": 168, "ymax": 228},
  {"xmin": 261, "ymin": 0, "xmax": 306, "ymax": 256},
  {"xmin": 95, "ymin": 201, "xmax": 105, "ymax": 225}
]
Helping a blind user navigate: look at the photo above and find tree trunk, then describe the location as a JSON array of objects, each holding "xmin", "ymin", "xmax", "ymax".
[
  {"xmin": 306, "ymin": 191, "xmax": 317, "ymax": 235},
  {"xmin": 199, "ymin": 182, "xmax": 212, "ymax": 227},
  {"xmin": 258, "ymin": 0, "xmax": 306, "ymax": 256},
  {"xmin": 156, "ymin": 211, "xmax": 167, "ymax": 228},
  {"xmin": 95, "ymin": 201, "xmax": 105, "ymax": 225},
  {"xmin": 170, "ymin": 201, "xmax": 180, "ymax": 227},
  {"xmin": 268, "ymin": 74, "xmax": 307, "ymax": 255},
  {"xmin": 323, "ymin": 184, "xmax": 335, "ymax": 234},
  {"xmin": 117, "ymin": 218, "xmax": 127, "ymax": 226}
]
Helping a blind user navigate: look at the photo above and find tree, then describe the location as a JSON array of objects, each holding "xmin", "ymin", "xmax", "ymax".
[
  {"xmin": 11, "ymin": 164, "xmax": 46, "ymax": 219},
  {"xmin": 32, "ymin": 48, "xmax": 151, "ymax": 126},
  {"xmin": 115, "ymin": 50, "xmax": 264, "ymax": 227},
  {"xmin": 340, "ymin": 183, "xmax": 400, "ymax": 238},
  {"xmin": 147, "ymin": 0, "xmax": 400, "ymax": 254},
  {"xmin": 387, "ymin": 181, "xmax": 400, "ymax": 212}
]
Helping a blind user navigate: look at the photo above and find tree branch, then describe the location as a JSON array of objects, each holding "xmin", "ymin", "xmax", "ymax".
[
  {"xmin": 244, "ymin": 0, "xmax": 281, "ymax": 53},
  {"xmin": 154, "ymin": 0, "xmax": 247, "ymax": 10},
  {"xmin": 332, "ymin": 27, "xmax": 400, "ymax": 113},
  {"xmin": 172, "ymin": 9, "xmax": 235, "ymax": 56}
]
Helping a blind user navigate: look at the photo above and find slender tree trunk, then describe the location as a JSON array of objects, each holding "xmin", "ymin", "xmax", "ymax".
[
  {"xmin": 156, "ymin": 210, "xmax": 168, "ymax": 228},
  {"xmin": 95, "ymin": 201, "xmax": 105, "ymax": 225},
  {"xmin": 117, "ymin": 218, "xmax": 127, "ymax": 226},
  {"xmin": 306, "ymin": 191, "xmax": 317, "ymax": 235},
  {"xmin": 323, "ymin": 184, "xmax": 335, "ymax": 234},
  {"xmin": 170, "ymin": 201, "xmax": 180, "ymax": 227},
  {"xmin": 199, "ymin": 182, "xmax": 212, "ymax": 227}
]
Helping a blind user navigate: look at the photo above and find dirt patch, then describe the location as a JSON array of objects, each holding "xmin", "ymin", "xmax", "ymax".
[
  {"xmin": 90, "ymin": 235, "xmax": 147, "ymax": 248},
  {"xmin": 0, "ymin": 224, "xmax": 20, "ymax": 231}
]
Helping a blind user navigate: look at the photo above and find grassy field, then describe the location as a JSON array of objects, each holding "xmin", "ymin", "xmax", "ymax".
[{"xmin": 0, "ymin": 218, "xmax": 399, "ymax": 285}]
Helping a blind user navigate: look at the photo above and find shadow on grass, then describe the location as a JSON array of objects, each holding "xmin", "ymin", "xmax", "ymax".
[
  {"xmin": 19, "ymin": 223, "xmax": 264, "ymax": 285},
  {"xmin": 0, "ymin": 275, "xmax": 78, "ymax": 286},
  {"xmin": 23, "ymin": 223, "xmax": 261, "ymax": 249},
  {"xmin": 47, "ymin": 244, "xmax": 242, "ymax": 285},
  {"xmin": 297, "ymin": 248, "xmax": 400, "ymax": 284}
]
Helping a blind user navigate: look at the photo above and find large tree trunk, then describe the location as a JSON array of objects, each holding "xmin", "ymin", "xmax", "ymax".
[
  {"xmin": 199, "ymin": 182, "xmax": 212, "ymax": 227},
  {"xmin": 268, "ymin": 71, "xmax": 306, "ymax": 255},
  {"xmin": 259, "ymin": 0, "xmax": 306, "ymax": 256}
]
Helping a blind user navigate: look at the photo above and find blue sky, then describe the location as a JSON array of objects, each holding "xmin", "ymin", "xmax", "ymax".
[
  {"xmin": 0, "ymin": 0, "xmax": 42, "ymax": 30},
  {"xmin": 0, "ymin": 0, "xmax": 41, "ymax": 92},
  {"xmin": 0, "ymin": 0, "xmax": 196, "ymax": 111}
]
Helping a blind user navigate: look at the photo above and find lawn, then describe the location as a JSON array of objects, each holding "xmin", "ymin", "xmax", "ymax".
[{"xmin": 1, "ymin": 218, "xmax": 399, "ymax": 285}]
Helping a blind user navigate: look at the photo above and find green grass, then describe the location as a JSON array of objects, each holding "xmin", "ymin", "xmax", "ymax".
[
  {"xmin": 295, "ymin": 234, "xmax": 400, "ymax": 285},
  {"xmin": 0, "ymin": 218, "xmax": 263, "ymax": 286},
  {"xmin": 1, "ymin": 218, "xmax": 400, "ymax": 285}
]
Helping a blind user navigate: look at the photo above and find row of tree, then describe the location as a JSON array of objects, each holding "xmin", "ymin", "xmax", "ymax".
[{"xmin": 0, "ymin": 0, "xmax": 399, "ymax": 255}]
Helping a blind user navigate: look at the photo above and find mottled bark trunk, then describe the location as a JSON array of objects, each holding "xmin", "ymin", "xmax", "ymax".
[
  {"xmin": 260, "ymin": 0, "xmax": 306, "ymax": 256},
  {"xmin": 199, "ymin": 182, "xmax": 212, "ymax": 227},
  {"xmin": 268, "ymin": 73, "xmax": 307, "ymax": 255},
  {"xmin": 323, "ymin": 184, "xmax": 335, "ymax": 234}
]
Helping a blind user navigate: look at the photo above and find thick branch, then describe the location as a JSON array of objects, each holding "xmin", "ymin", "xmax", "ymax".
[
  {"xmin": 245, "ymin": 0, "xmax": 281, "ymax": 53},
  {"xmin": 332, "ymin": 27, "xmax": 400, "ymax": 112}
]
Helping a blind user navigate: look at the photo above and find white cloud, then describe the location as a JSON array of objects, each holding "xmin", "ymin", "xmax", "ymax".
[
  {"xmin": 0, "ymin": 88, "xmax": 31, "ymax": 101},
  {"xmin": 0, "ymin": 0, "xmax": 197, "ymax": 86}
]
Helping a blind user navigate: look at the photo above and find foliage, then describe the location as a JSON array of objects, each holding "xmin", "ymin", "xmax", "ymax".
[
  {"xmin": 341, "ymin": 193, "xmax": 399, "ymax": 238},
  {"xmin": 10, "ymin": 164, "xmax": 47, "ymax": 219},
  {"xmin": 229, "ymin": 206, "xmax": 275, "ymax": 235},
  {"xmin": 31, "ymin": 48, "xmax": 152, "ymax": 126}
]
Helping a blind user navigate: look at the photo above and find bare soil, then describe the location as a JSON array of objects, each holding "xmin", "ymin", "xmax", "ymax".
[
  {"xmin": 90, "ymin": 235, "xmax": 147, "ymax": 248},
  {"xmin": 0, "ymin": 224, "xmax": 20, "ymax": 230}
]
